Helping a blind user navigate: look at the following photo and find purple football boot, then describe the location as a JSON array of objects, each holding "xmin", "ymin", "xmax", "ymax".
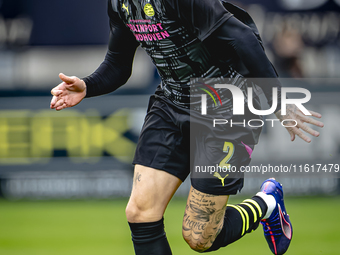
[{"xmin": 260, "ymin": 178, "xmax": 293, "ymax": 255}]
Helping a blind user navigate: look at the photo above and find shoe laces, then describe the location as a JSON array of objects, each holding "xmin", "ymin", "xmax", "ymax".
[{"xmin": 261, "ymin": 212, "xmax": 282, "ymax": 237}]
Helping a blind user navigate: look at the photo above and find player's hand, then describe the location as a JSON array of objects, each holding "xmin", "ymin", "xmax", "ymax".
[
  {"xmin": 275, "ymin": 105, "xmax": 324, "ymax": 143},
  {"xmin": 50, "ymin": 73, "xmax": 86, "ymax": 111}
]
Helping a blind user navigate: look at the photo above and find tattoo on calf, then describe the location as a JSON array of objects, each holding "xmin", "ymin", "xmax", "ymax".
[{"xmin": 182, "ymin": 188, "xmax": 226, "ymax": 251}]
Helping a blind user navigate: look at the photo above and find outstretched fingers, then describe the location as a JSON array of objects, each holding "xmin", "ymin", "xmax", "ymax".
[
  {"xmin": 53, "ymin": 98, "xmax": 65, "ymax": 110},
  {"xmin": 50, "ymin": 89, "xmax": 62, "ymax": 109},
  {"xmin": 297, "ymin": 121, "xmax": 320, "ymax": 138},
  {"xmin": 289, "ymin": 108, "xmax": 324, "ymax": 142},
  {"xmin": 287, "ymin": 129, "xmax": 295, "ymax": 142},
  {"xmin": 277, "ymin": 106, "xmax": 324, "ymax": 143},
  {"xmin": 50, "ymin": 88, "xmax": 69, "ymax": 110},
  {"xmin": 287, "ymin": 126, "xmax": 311, "ymax": 143},
  {"xmin": 300, "ymin": 111, "xmax": 324, "ymax": 128},
  {"xmin": 56, "ymin": 103, "xmax": 68, "ymax": 111},
  {"xmin": 309, "ymin": 110, "xmax": 322, "ymax": 119}
]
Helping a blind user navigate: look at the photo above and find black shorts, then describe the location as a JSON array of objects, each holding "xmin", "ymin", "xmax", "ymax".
[{"xmin": 133, "ymin": 93, "xmax": 261, "ymax": 195}]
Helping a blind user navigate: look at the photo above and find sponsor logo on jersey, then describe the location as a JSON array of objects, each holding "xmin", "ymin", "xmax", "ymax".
[
  {"xmin": 213, "ymin": 172, "xmax": 229, "ymax": 186},
  {"xmin": 126, "ymin": 21, "xmax": 170, "ymax": 42},
  {"xmin": 122, "ymin": 3, "xmax": 129, "ymax": 15},
  {"xmin": 144, "ymin": 3, "xmax": 155, "ymax": 17}
]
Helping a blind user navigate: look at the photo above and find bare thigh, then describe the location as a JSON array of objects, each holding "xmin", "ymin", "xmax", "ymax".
[
  {"xmin": 126, "ymin": 164, "xmax": 182, "ymax": 223},
  {"xmin": 182, "ymin": 186, "xmax": 229, "ymax": 252}
]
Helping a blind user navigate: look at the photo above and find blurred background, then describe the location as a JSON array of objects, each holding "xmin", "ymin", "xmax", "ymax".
[{"xmin": 0, "ymin": 0, "xmax": 339, "ymax": 254}]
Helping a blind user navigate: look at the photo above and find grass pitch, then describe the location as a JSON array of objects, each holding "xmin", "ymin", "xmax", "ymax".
[{"xmin": 0, "ymin": 196, "xmax": 339, "ymax": 255}]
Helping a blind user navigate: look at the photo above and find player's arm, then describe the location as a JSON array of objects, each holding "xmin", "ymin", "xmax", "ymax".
[
  {"xmin": 165, "ymin": 0, "xmax": 324, "ymax": 142},
  {"xmin": 50, "ymin": 2, "xmax": 138, "ymax": 110},
  {"xmin": 215, "ymin": 17, "xmax": 324, "ymax": 142},
  {"xmin": 214, "ymin": 17, "xmax": 279, "ymax": 102},
  {"xmin": 82, "ymin": 30, "xmax": 138, "ymax": 98},
  {"xmin": 217, "ymin": 17, "xmax": 324, "ymax": 142}
]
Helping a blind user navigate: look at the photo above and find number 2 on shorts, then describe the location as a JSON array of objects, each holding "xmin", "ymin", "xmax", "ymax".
[{"xmin": 219, "ymin": 142, "xmax": 235, "ymax": 168}]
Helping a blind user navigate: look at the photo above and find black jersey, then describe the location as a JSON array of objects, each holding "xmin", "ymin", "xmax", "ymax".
[
  {"xmin": 85, "ymin": 0, "xmax": 280, "ymax": 111},
  {"xmin": 108, "ymin": 0, "xmax": 253, "ymax": 107}
]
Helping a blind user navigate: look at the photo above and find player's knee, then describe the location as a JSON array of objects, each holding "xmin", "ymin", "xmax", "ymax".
[
  {"xmin": 182, "ymin": 231, "xmax": 212, "ymax": 252},
  {"xmin": 125, "ymin": 202, "xmax": 141, "ymax": 222},
  {"xmin": 126, "ymin": 200, "xmax": 162, "ymax": 223}
]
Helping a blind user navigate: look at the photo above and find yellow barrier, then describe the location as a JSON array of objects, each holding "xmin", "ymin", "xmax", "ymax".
[{"xmin": 0, "ymin": 109, "xmax": 137, "ymax": 164}]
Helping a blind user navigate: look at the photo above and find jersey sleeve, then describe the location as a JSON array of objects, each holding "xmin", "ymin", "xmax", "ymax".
[
  {"xmin": 83, "ymin": 0, "xmax": 138, "ymax": 98},
  {"xmin": 214, "ymin": 16, "xmax": 281, "ymax": 110},
  {"xmin": 164, "ymin": 0, "xmax": 233, "ymax": 41}
]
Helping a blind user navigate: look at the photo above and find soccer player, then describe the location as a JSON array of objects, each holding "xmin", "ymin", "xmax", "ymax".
[{"xmin": 50, "ymin": 1, "xmax": 324, "ymax": 254}]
